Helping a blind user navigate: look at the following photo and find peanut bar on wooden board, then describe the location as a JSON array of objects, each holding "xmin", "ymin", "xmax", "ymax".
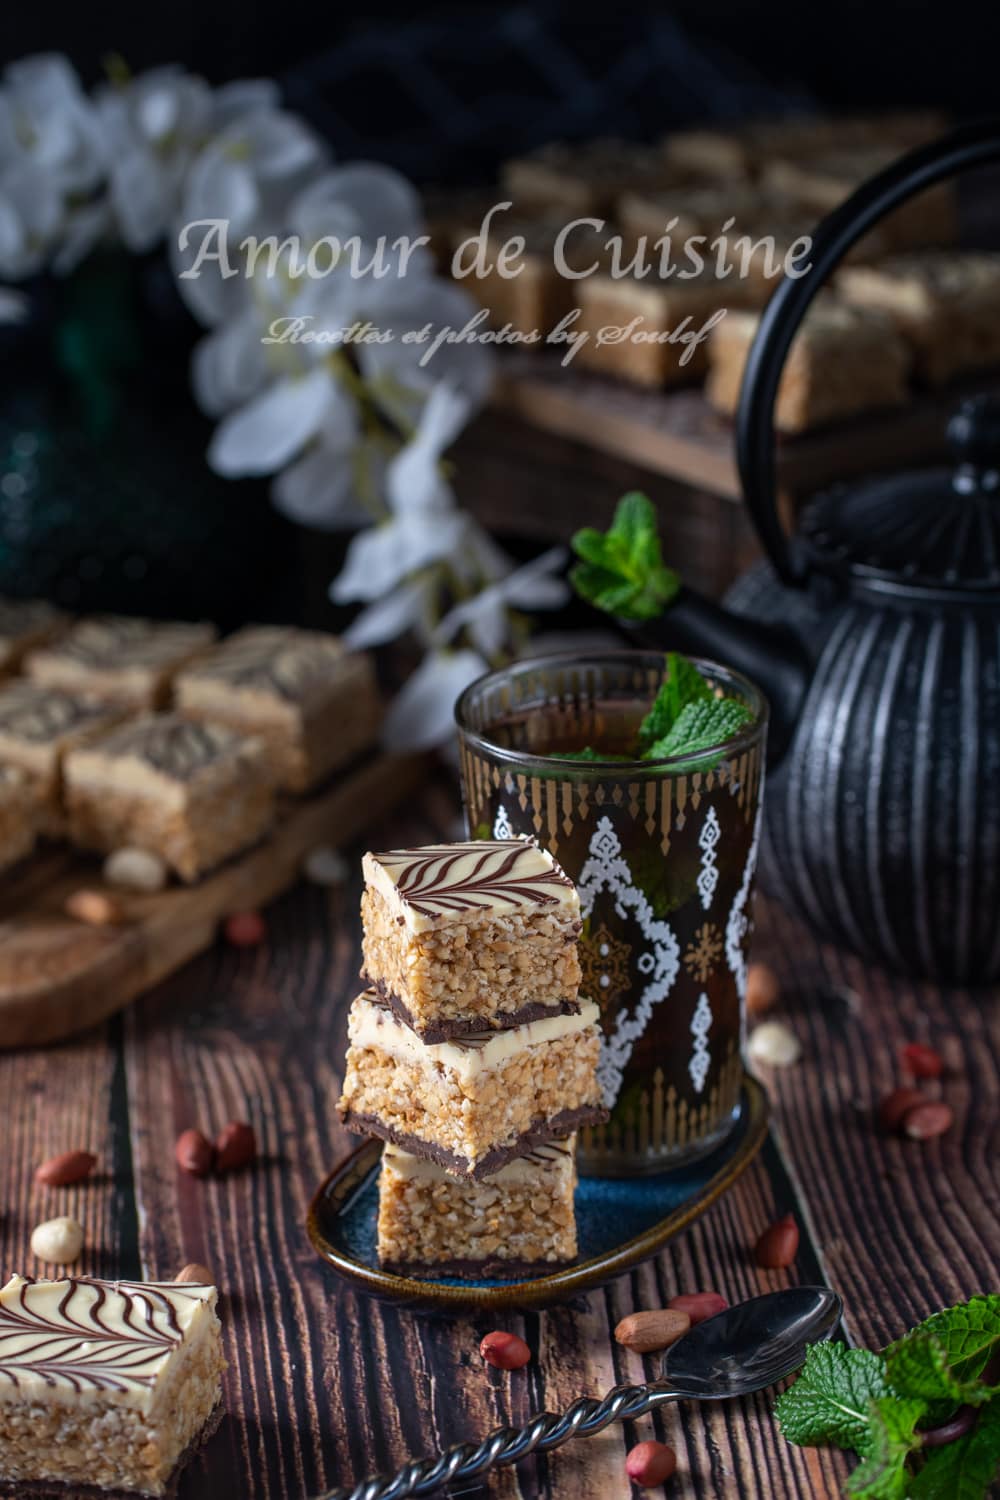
[
  {"xmin": 64, "ymin": 712, "xmax": 276, "ymax": 882},
  {"xmin": 0, "ymin": 765, "xmax": 40, "ymax": 875},
  {"xmin": 837, "ymin": 251, "xmax": 1000, "ymax": 386},
  {"xmin": 501, "ymin": 138, "xmax": 678, "ymax": 217},
  {"xmin": 705, "ymin": 294, "xmax": 911, "ymax": 434},
  {"xmin": 0, "ymin": 598, "xmax": 66, "ymax": 679},
  {"xmin": 26, "ymin": 614, "xmax": 217, "ymax": 709},
  {"xmin": 0, "ymin": 680, "xmax": 128, "ymax": 835},
  {"xmin": 175, "ymin": 625, "xmax": 381, "ymax": 793}
]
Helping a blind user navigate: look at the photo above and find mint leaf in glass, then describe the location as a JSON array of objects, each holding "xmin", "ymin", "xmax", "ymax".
[
  {"xmin": 885, "ymin": 1330, "xmax": 1000, "ymax": 1411},
  {"xmin": 558, "ymin": 746, "xmax": 632, "ymax": 762},
  {"xmin": 636, "ymin": 651, "xmax": 715, "ymax": 754},
  {"xmin": 571, "ymin": 492, "xmax": 680, "ymax": 622},
  {"xmin": 643, "ymin": 695, "xmax": 754, "ymax": 769}
]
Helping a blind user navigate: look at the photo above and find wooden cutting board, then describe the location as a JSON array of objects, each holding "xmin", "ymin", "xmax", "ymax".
[{"xmin": 0, "ymin": 752, "xmax": 428, "ymax": 1050}]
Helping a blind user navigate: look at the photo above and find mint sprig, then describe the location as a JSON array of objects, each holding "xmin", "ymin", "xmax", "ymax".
[
  {"xmin": 637, "ymin": 651, "xmax": 715, "ymax": 753},
  {"xmin": 775, "ymin": 1296, "xmax": 1000, "ymax": 1500},
  {"xmin": 644, "ymin": 696, "xmax": 754, "ymax": 768},
  {"xmin": 570, "ymin": 492, "xmax": 680, "ymax": 622}
]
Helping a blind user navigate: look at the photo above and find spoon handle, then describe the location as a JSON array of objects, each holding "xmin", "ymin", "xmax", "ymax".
[{"xmin": 316, "ymin": 1381, "xmax": 675, "ymax": 1500}]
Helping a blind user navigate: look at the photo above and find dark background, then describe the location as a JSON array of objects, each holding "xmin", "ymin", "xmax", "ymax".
[{"xmin": 9, "ymin": 2, "xmax": 1000, "ymax": 183}]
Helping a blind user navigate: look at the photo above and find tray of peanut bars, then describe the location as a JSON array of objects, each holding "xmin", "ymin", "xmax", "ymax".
[{"xmin": 0, "ymin": 602, "xmax": 423, "ymax": 1048}]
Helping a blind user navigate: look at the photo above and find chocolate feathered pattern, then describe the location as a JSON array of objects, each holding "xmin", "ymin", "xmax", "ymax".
[{"xmin": 375, "ymin": 840, "xmax": 574, "ymax": 919}]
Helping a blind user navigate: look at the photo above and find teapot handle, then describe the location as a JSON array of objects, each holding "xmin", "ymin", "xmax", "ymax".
[{"xmin": 736, "ymin": 117, "xmax": 1000, "ymax": 586}]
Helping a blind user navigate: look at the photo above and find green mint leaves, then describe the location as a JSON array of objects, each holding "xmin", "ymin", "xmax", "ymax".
[
  {"xmin": 775, "ymin": 1296, "xmax": 1000, "ymax": 1500},
  {"xmin": 570, "ymin": 492, "xmax": 680, "ymax": 622},
  {"xmin": 637, "ymin": 652, "xmax": 715, "ymax": 752},
  {"xmin": 775, "ymin": 1344, "xmax": 890, "ymax": 1455},
  {"xmin": 549, "ymin": 652, "xmax": 754, "ymax": 771}
]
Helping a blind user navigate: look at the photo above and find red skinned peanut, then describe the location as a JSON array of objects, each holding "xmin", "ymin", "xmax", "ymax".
[
  {"xmin": 214, "ymin": 1121, "xmax": 256, "ymax": 1173},
  {"xmin": 668, "ymin": 1291, "xmax": 728, "ymax": 1325},
  {"xmin": 879, "ymin": 1087, "xmax": 925, "ymax": 1133},
  {"xmin": 224, "ymin": 911, "xmax": 266, "ymax": 947},
  {"xmin": 175, "ymin": 1129, "xmax": 214, "ymax": 1177},
  {"xmin": 625, "ymin": 1441, "xmax": 677, "ymax": 1487},
  {"xmin": 755, "ymin": 1213, "xmax": 799, "ymax": 1269},
  {"xmin": 901, "ymin": 1042, "xmax": 943, "ymax": 1079},
  {"xmin": 479, "ymin": 1331, "xmax": 531, "ymax": 1370},
  {"xmin": 902, "ymin": 1100, "xmax": 954, "ymax": 1140}
]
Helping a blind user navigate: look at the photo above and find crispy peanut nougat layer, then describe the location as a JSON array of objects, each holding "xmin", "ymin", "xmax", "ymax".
[
  {"xmin": 338, "ymin": 990, "xmax": 605, "ymax": 1178},
  {"xmin": 377, "ymin": 1138, "xmax": 578, "ymax": 1277},
  {"xmin": 361, "ymin": 885, "xmax": 582, "ymax": 1039}
]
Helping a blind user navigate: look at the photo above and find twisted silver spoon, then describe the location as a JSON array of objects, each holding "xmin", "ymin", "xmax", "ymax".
[{"xmin": 317, "ymin": 1285, "xmax": 841, "ymax": 1500}]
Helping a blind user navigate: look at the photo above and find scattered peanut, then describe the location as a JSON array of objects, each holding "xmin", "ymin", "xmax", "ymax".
[
  {"xmin": 902, "ymin": 1100, "xmax": 954, "ymax": 1141},
  {"xmin": 625, "ymin": 1440, "xmax": 677, "ymax": 1487},
  {"xmin": 747, "ymin": 1020, "xmax": 802, "ymax": 1067},
  {"xmin": 901, "ymin": 1042, "xmax": 943, "ymax": 1080},
  {"xmin": 878, "ymin": 1087, "xmax": 925, "ymax": 1132},
  {"xmin": 64, "ymin": 888, "xmax": 124, "ymax": 927},
  {"xmin": 175, "ymin": 1262, "xmax": 214, "ymax": 1285},
  {"xmin": 103, "ymin": 846, "xmax": 168, "ymax": 893},
  {"xmin": 304, "ymin": 847, "xmax": 348, "ymax": 886},
  {"xmin": 667, "ymin": 1291, "xmax": 728, "ymax": 1326},
  {"xmin": 479, "ymin": 1330, "xmax": 531, "ymax": 1369},
  {"xmin": 34, "ymin": 1150, "xmax": 97, "ymax": 1187},
  {"xmin": 755, "ymin": 1213, "xmax": 799, "ymax": 1269},
  {"xmin": 224, "ymin": 910, "xmax": 266, "ymax": 947},
  {"xmin": 214, "ymin": 1120, "xmax": 256, "ymax": 1173},
  {"xmin": 175, "ymin": 1128, "xmax": 214, "ymax": 1177},
  {"xmin": 30, "ymin": 1216, "xmax": 84, "ymax": 1265},
  {"xmin": 746, "ymin": 962, "xmax": 780, "ymax": 1018},
  {"xmin": 614, "ymin": 1308, "xmax": 690, "ymax": 1353}
]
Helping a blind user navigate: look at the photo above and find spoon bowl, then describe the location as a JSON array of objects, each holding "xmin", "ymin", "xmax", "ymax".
[{"xmin": 659, "ymin": 1285, "xmax": 843, "ymax": 1400}]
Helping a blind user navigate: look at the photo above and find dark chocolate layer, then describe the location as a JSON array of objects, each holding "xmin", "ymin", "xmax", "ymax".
[
  {"xmin": 379, "ymin": 1256, "xmax": 577, "ymax": 1282},
  {"xmin": 340, "ymin": 1104, "xmax": 608, "ymax": 1180},
  {"xmin": 364, "ymin": 976, "xmax": 581, "ymax": 1042}
]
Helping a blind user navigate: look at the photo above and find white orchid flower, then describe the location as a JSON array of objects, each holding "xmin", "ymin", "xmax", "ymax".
[
  {"xmin": 331, "ymin": 382, "xmax": 471, "ymax": 602},
  {"xmin": 0, "ymin": 287, "xmax": 29, "ymax": 323},
  {"xmin": 207, "ymin": 365, "xmax": 352, "ymax": 478},
  {"xmin": 382, "ymin": 647, "xmax": 487, "ymax": 752},
  {"xmin": 341, "ymin": 574, "xmax": 437, "ymax": 649},
  {"xmin": 210, "ymin": 79, "xmax": 281, "ymax": 129},
  {"xmin": 0, "ymin": 54, "xmax": 105, "ymax": 195},
  {"xmin": 271, "ymin": 421, "xmax": 385, "ymax": 533},
  {"xmin": 96, "ymin": 67, "xmax": 213, "ymax": 252},
  {"xmin": 357, "ymin": 279, "xmax": 494, "ymax": 431},
  {"xmin": 0, "ymin": 160, "xmax": 61, "ymax": 277},
  {"xmin": 432, "ymin": 546, "xmax": 570, "ymax": 658},
  {"xmin": 172, "ymin": 107, "xmax": 328, "ymax": 325}
]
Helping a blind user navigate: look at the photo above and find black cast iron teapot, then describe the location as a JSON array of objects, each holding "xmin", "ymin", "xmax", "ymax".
[{"xmin": 645, "ymin": 119, "xmax": 1000, "ymax": 983}]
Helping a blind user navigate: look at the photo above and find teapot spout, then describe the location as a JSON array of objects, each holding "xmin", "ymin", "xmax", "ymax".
[{"xmin": 631, "ymin": 587, "xmax": 809, "ymax": 762}]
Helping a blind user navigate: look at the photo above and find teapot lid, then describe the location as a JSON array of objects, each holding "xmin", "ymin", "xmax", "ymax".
[{"xmin": 800, "ymin": 394, "xmax": 1000, "ymax": 594}]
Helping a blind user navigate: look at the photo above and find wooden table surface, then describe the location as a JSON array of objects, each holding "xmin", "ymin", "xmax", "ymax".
[{"xmin": 3, "ymin": 763, "xmax": 998, "ymax": 1500}]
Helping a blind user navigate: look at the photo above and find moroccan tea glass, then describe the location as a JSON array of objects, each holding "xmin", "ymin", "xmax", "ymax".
[{"xmin": 455, "ymin": 650, "xmax": 768, "ymax": 1176}]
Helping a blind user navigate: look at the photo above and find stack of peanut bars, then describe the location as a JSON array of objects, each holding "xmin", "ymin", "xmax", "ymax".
[{"xmin": 337, "ymin": 838, "xmax": 607, "ymax": 1277}]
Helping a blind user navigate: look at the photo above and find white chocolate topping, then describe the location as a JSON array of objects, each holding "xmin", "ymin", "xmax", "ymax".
[
  {"xmin": 382, "ymin": 1137, "xmax": 576, "ymax": 1185},
  {"xmin": 348, "ymin": 990, "xmax": 599, "ymax": 1080},
  {"xmin": 363, "ymin": 838, "xmax": 579, "ymax": 933},
  {"xmin": 0, "ymin": 1274, "xmax": 217, "ymax": 1410}
]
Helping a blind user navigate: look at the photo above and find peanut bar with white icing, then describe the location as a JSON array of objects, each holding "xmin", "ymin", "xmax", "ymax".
[
  {"xmin": 0, "ymin": 1273, "xmax": 224, "ymax": 1496},
  {"xmin": 26, "ymin": 614, "xmax": 216, "ymax": 708},
  {"xmin": 0, "ymin": 765, "xmax": 40, "ymax": 875},
  {"xmin": 0, "ymin": 680, "xmax": 127, "ymax": 834},
  {"xmin": 337, "ymin": 988, "xmax": 605, "ymax": 1178},
  {"xmin": 175, "ymin": 625, "xmax": 380, "ymax": 792},
  {"xmin": 377, "ymin": 1137, "xmax": 578, "ymax": 1277},
  {"xmin": 0, "ymin": 598, "xmax": 65, "ymax": 678},
  {"xmin": 361, "ymin": 839, "xmax": 583, "ymax": 1039},
  {"xmin": 64, "ymin": 712, "xmax": 276, "ymax": 881}
]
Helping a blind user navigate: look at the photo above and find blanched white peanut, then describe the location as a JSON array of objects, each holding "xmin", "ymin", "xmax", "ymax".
[
  {"xmin": 31, "ymin": 1216, "xmax": 84, "ymax": 1265},
  {"xmin": 103, "ymin": 846, "xmax": 168, "ymax": 893},
  {"xmin": 748, "ymin": 1020, "xmax": 802, "ymax": 1067}
]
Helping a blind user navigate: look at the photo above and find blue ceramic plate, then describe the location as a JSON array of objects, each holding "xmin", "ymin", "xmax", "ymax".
[{"xmin": 307, "ymin": 1075, "xmax": 768, "ymax": 1309}]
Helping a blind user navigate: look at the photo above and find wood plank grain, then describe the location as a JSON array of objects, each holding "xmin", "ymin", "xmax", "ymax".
[{"xmin": 0, "ymin": 752, "xmax": 426, "ymax": 1049}]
